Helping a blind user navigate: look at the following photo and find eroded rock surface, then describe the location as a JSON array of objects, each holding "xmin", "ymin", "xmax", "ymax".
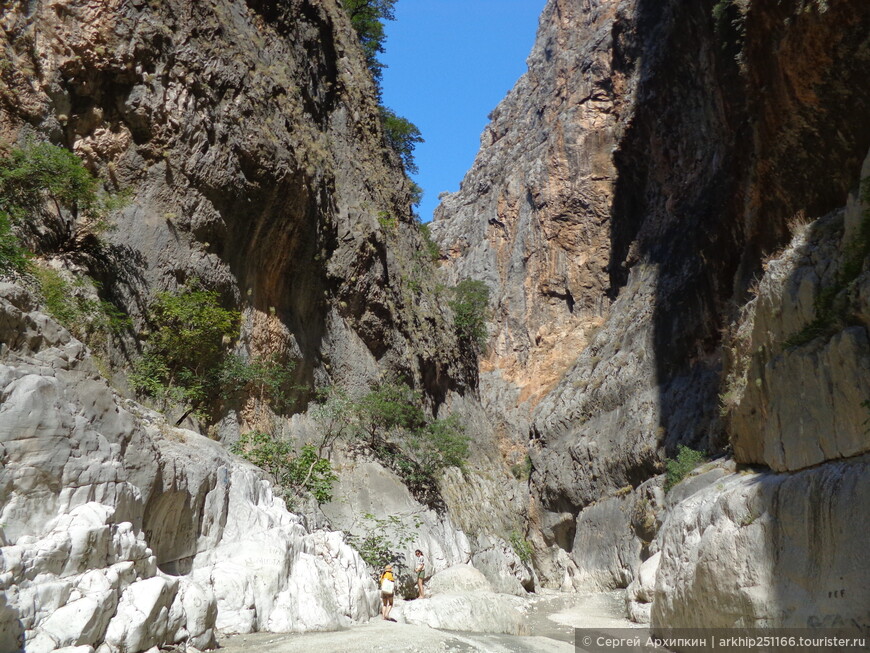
[
  {"xmin": 728, "ymin": 153, "xmax": 870, "ymax": 471},
  {"xmin": 433, "ymin": 0, "xmax": 870, "ymax": 596},
  {"xmin": 0, "ymin": 287, "xmax": 378, "ymax": 652},
  {"xmin": 651, "ymin": 459, "xmax": 870, "ymax": 630}
]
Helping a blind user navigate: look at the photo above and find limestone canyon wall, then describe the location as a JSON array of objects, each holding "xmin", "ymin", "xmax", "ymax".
[
  {"xmin": 0, "ymin": 0, "xmax": 526, "ymax": 651},
  {"xmin": 433, "ymin": 0, "xmax": 870, "ymax": 629},
  {"xmin": 0, "ymin": 282, "xmax": 377, "ymax": 651}
]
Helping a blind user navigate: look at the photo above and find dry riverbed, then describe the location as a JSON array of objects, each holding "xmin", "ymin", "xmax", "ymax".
[{"xmin": 216, "ymin": 590, "xmax": 646, "ymax": 653}]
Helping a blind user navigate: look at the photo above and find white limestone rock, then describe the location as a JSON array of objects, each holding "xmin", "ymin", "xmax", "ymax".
[
  {"xmin": 0, "ymin": 285, "xmax": 379, "ymax": 652},
  {"xmin": 394, "ymin": 592, "xmax": 529, "ymax": 635},
  {"xmin": 625, "ymin": 551, "xmax": 660, "ymax": 624},
  {"xmin": 651, "ymin": 459, "xmax": 870, "ymax": 630},
  {"xmin": 470, "ymin": 534, "xmax": 535, "ymax": 595},
  {"xmin": 427, "ymin": 564, "xmax": 492, "ymax": 595}
]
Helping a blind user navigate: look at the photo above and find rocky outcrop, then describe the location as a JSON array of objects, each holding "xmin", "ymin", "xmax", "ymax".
[
  {"xmin": 635, "ymin": 150, "xmax": 870, "ymax": 632},
  {"xmin": 433, "ymin": 0, "xmax": 870, "ymax": 593},
  {"xmin": 393, "ymin": 565, "xmax": 530, "ymax": 636},
  {"xmin": 430, "ymin": 0, "xmax": 618, "ymax": 408},
  {"xmin": 0, "ymin": 0, "xmax": 467, "ymax": 421},
  {"xmin": 0, "ymin": 284, "xmax": 378, "ymax": 652},
  {"xmin": 726, "ymin": 152, "xmax": 870, "ymax": 471},
  {"xmin": 650, "ymin": 458, "xmax": 870, "ymax": 631}
]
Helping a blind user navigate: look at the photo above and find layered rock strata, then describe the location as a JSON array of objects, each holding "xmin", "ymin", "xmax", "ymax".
[
  {"xmin": 0, "ymin": 1, "xmax": 531, "ymax": 649},
  {"xmin": 433, "ymin": 0, "xmax": 870, "ymax": 595},
  {"xmin": 0, "ymin": 283, "xmax": 378, "ymax": 652}
]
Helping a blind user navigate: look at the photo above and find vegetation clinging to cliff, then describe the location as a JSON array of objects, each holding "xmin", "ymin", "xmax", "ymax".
[
  {"xmin": 341, "ymin": 0, "xmax": 397, "ymax": 86},
  {"xmin": 450, "ymin": 279, "xmax": 491, "ymax": 351},
  {"xmin": 341, "ymin": 0, "xmax": 423, "ymax": 177},
  {"xmin": 311, "ymin": 380, "xmax": 469, "ymax": 505},
  {"xmin": 130, "ymin": 281, "xmax": 241, "ymax": 415},
  {"xmin": 231, "ymin": 432, "xmax": 337, "ymax": 505},
  {"xmin": 783, "ymin": 177, "xmax": 870, "ymax": 349},
  {"xmin": 0, "ymin": 141, "xmax": 126, "ymax": 257},
  {"xmin": 664, "ymin": 445, "xmax": 707, "ymax": 492}
]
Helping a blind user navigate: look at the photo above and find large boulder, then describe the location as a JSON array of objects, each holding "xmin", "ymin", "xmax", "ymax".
[
  {"xmin": 394, "ymin": 593, "xmax": 528, "ymax": 636},
  {"xmin": 393, "ymin": 564, "xmax": 528, "ymax": 636},
  {"xmin": 427, "ymin": 564, "xmax": 492, "ymax": 595},
  {"xmin": 651, "ymin": 459, "xmax": 870, "ymax": 631}
]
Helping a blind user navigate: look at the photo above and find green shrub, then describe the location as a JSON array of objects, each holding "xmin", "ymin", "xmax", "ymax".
[
  {"xmin": 0, "ymin": 141, "xmax": 98, "ymax": 221},
  {"xmin": 346, "ymin": 512, "xmax": 423, "ymax": 570},
  {"xmin": 219, "ymin": 353, "xmax": 297, "ymax": 413},
  {"xmin": 231, "ymin": 431, "xmax": 337, "ymax": 504},
  {"xmin": 450, "ymin": 279, "xmax": 490, "ymax": 351},
  {"xmin": 380, "ymin": 107, "xmax": 423, "ymax": 175},
  {"xmin": 287, "ymin": 445, "xmax": 338, "ymax": 503},
  {"xmin": 418, "ymin": 222, "xmax": 440, "ymax": 261},
  {"xmin": 34, "ymin": 266, "xmax": 80, "ymax": 325},
  {"xmin": 130, "ymin": 280, "xmax": 240, "ymax": 413},
  {"xmin": 312, "ymin": 380, "xmax": 470, "ymax": 501},
  {"xmin": 408, "ymin": 180, "xmax": 423, "ymax": 208},
  {"xmin": 340, "ymin": 0, "xmax": 397, "ymax": 86},
  {"xmin": 376, "ymin": 210, "xmax": 397, "ymax": 233},
  {"xmin": 509, "ymin": 531, "xmax": 533, "ymax": 565},
  {"xmin": 664, "ymin": 445, "xmax": 707, "ymax": 492},
  {"xmin": 354, "ymin": 380, "xmax": 426, "ymax": 448},
  {"xmin": 510, "ymin": 455, "xmax": 532, "ymax": 481},
  {"xmin": 33, "ymin": 266, "xmax": 130, "ymax": 343},
  {"xmin": 0, "ymin": 212, "xmax": 28, "ymax": 272},
  {"xmin": 783, "ymin": 179, "xmax": 870, "ymax": 349},
  {"xmin": 405, "ymin": 415, "xmax": 469, "ymax": 477},
  {"xmin": 0, "ymin": 141, "xmax": 124, "ymax": 252},
  {"xmin": 309, "ymin": 385, "xmax": 355, "ymax": 453}
]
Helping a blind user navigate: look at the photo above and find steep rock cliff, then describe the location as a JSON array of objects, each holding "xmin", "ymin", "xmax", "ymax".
[
  {"xmin": 0, "ymin": 0, "xmax": 465, "ymax": 409},
  {"xmin": 432, "ymin": 0, "xmax": 870, "ymax": 603},
  {"xmin": 0, "ymin": 0, "xmax": 530, "ymax": 650}
]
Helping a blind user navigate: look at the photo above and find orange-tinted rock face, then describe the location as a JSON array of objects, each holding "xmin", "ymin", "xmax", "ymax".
[
  {"xmin": 433, "ymin": 0, "xmax": 870, "ymax": 585},
  {"xmin": 431, "ymin": 0, "xmax": 621, "ymax": 408},
  {"xmin": 0, "ymin": 0, "xmax": 468, "ymax": 408}
]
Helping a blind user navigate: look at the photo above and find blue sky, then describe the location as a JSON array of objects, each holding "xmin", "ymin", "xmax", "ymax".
[{"xmin": 379, "ymin": 0, "xmax": 547, "ymax": 222}]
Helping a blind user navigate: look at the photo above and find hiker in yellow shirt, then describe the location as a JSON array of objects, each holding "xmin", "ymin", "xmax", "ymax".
[{"xmin": 379, "ymin": 564, "xmax": 396, "ymax": 621}]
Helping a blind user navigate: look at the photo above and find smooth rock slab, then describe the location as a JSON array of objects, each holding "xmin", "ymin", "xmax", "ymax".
[
  {"xmin": 394, "ymin": 592, "xmax": 529, "ymax": 636},
  {"xmin": 427, "ymin": 564, "xmax": 493, "ymax": 595},
  {"xmin": 651, "ymin": 458, "xmax": 870, "ymax": 631}
]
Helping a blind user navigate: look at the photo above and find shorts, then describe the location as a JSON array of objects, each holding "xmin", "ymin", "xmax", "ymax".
[{"xmin": 416, "ymin": 569, "xmax": 425, "ymax": 580}]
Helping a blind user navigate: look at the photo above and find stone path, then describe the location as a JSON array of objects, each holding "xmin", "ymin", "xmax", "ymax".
[{"xmin": 216, "ymin": 590, "xmax": 646, "ymax": 653}]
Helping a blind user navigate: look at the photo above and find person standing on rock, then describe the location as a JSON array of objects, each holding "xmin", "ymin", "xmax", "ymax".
[
  {"xmin": 380, "ymin": 564, "xmax": 396, "ymax": 620},
  {"xmin": 414, "ymin": 549, "xmax": 426, "ymax": 599}
]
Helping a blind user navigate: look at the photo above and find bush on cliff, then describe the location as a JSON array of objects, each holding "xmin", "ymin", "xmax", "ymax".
[
  {"xmin": 450, "ymin": 279, "xmax": 491, "ymax": 351},
  {"xmin": 664, "ymin": 445, "xmax": 707, "ymax": 491},
  {"xmin": 130, "ymin": 280, "xmax": 241, "ymax": 416},
  {"xmin": 0, "ymin": 141, "xmax": 125, "ymax": 255},
  {"xmin": 341, "ymin": 0, "xmax": 397, "ymax": 86},
  {"xmin": 231, "ymin": 431, "xmax": 337, "ymax": 505},
  {"xmin": 340, "ymin": 0, "xmax": 424, "ymax": 176},
  {"xmin": 380, "ymin": 106, "xmax": 424, "ymax": 175},
  {"xmin": 312, "ymin": 380, "xmax": 470, "ymax": 503}
]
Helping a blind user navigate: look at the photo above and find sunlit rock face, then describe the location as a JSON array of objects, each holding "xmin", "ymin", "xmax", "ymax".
[
  {"xmin": 0, "ymin": 284, "xmax": 379, "ymax": 652},
  {"xmin": 433, "ymin": 0, "xmax": 870, "ymax": 614},
  {"xmin": 0, "ymin": 1, "xmax": 533, "ymax": 650},
  {"xmin": 650, "ymin": 458, "xmax": 870, "ymax": 631}
]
